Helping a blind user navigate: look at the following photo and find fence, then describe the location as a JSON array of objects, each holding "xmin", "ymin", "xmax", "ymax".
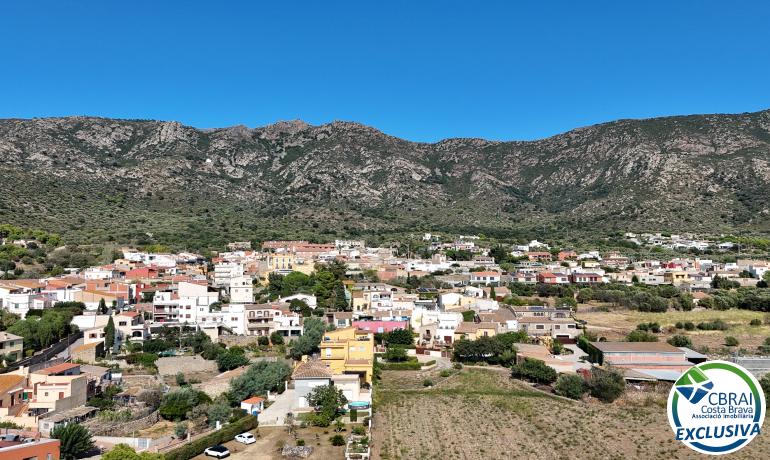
[
  {"xmin": 0, "ymin": 332, "xmax": 82, "ymax": 374},
  {"xmin": 93, "ymin": 436, "xmax": 153, "ymax": 451}
]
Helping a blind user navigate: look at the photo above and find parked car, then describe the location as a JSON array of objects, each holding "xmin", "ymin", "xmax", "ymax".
[
  {"xmin": 204, "ymin": 445, "xmax": 230, "ymax": 458},
  {"xmin": 235, "ymin": 432, "xmax": 256, "ymax": 444}
]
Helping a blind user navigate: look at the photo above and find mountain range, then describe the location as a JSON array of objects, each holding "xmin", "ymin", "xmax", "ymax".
[{"xmin": 2, "ymin": 110, "xmax": 770, "ymax": 249}]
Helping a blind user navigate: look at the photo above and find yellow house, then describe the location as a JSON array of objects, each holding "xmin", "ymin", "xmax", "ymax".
[
  {"xmin": 259, "ymin": 254, "xmax": 315, "ymax": 283},
  {"xmin": 319, "ymin": 327, "xmax": 374, "ymax": 384},
  {"xmin": 453, "ymin": 322, "xmax": 499, "ymax": 342},
  {"xmin": 663, "ymin": 271, "xmax": 689, "ymax": 285}
]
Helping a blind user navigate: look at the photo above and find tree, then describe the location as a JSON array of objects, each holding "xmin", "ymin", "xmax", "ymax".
[
  {"xmin": 98, "ymin": 298, "xmax": 108, "ymax": 315},
  {"xmin": 384, "ymin": 346, "xmax": 408, "ymax": 362},
  {"xmin": 207, "ymin": 401, "xmax": 232, "ymax": 427},
  {"xmin": 105, "ymin": 316, "xmax": 116, "ymax": 354},
  {"xmin": 307, "ymin": 384, "xmax": 347, "ymax": 426},
  {"xmin": 712, "ymin": 275, "xmax": 740, "ymax": 290},
  {"xmin": 229, "ymin": 361, "xmax": 292, "ymax": 402},
  {"xmin": 174, "ymin": 423, "xmax": 187, "ymax": 439},
  {"xmin": 52, "ymin": 423, "xmax": 94, "ymax": 460},
  {"xmin": 103, "ymin": 444, "xmax": 164, "ymax": 460},
  {"xmin": 626, "ymin": 330, "xmax": 658, "ymax": 342},
  {"xmin": 554, "ymin": 374, "xmax": 586, "ymax": 400},
  {"xmin": 289, "ymin": 299, "xmax": 312, "ymax": 317},
  {"xmin": 667, "ymin": 335, "xmax": 693, "ymax": 348},
  {"xmin": 216, "ymin": 348, "xmax": 250, "ymax": 372},
  {"xmin": 290, "ymin": 317, "xmax": 326, "ymax": 359},
  {"xmin": 587, "ymin": 367, "xmax": 625, "ymax": 403},
  {"xmin": 159, "ymin": 388, "xmax": 211, "ymax": 421},
  {"xmin": 760, "ymin": 373, "xmax": 770, "ymax": 403},
  {"xmin": 489, "ymin": 284, "xmax": 496, "ymax": 299},
  {"xmin": 137, "ymin": 387, "xmax": 163, "ymax": 410},
  {"xmin": 270, "ymin": 331, "xmax": 284, "ymax": 346},
  {"xmin": 385, "ymin": 328, "xmax": 413, "ymax": 346},
  {"xmin": 257, "ymin": 336, "xmax": 270, "ymax": 347},
  {"xmin": 510, "ymin": 358, "xmax": 557, "ymax": 384}
]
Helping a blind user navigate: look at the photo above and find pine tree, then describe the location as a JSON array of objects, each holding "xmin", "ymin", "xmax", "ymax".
[
  {"xmin": 105, "ymin": 316, "xmax": 115, "ymax": 354},
  {"xmin": 98, "ymin": 298, "xmax": 107, "ymax": 314},
  {"xmin": 489, "ymin": 284, "xmax": 496, "ymax": 299}
]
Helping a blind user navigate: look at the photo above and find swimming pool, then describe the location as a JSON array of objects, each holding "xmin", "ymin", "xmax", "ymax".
[{"xmin": 348, "ymin": 401, "xmax": 370, "ymax": 409}]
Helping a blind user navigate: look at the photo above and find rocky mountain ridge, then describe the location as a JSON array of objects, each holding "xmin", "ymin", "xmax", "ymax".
[{"xmin": 1, "ymin": 110, "xmax": 770, "ymax": 247}]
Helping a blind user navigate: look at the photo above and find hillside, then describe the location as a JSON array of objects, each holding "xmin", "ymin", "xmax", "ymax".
[{"xmin": 1, "ymin": 110, "xmax": 770, "ymax": 248}]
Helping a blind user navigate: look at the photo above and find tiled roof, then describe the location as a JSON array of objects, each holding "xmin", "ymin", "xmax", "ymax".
[
  {"xmin": 35, "ymin": 362, "xmax": 80, "ymax": 375},
  {"xmin": 242, "ymin": 396, "xmax": 265, "ymax": 404},
  {"xmin": 0, "ymin": 374, "xmax": 25, "ymax": 394},
  {"xmin": 291, "ymin": 360, "xmax": 332, "ymax": 379}
]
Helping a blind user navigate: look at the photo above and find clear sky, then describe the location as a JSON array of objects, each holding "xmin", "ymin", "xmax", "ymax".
[{"xmin": 1, "ymin": 1, "xmax": 770, "ymax": 142}]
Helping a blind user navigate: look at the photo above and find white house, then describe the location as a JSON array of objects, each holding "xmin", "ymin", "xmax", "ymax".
[
  {"xmin": 279, "ymin": 293, "xmax": 317, "ymax": 309},
  {"xmin": 240, "ymin": 396, "xmax": 265, "ymax": 415}
]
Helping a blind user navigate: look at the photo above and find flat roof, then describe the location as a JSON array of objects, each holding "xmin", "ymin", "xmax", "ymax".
[{"xmin": 590, "ymin": 342, "xmax": 684, "ymax": 354}]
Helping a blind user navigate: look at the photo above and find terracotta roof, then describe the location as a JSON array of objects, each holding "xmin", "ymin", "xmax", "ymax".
[
  {"xmin": 590, "ymin": 342, "xmax": 684, "ymax": 354},
  {"xmin": 0, "ymin": 374, "xmax": 25, "ymax": 394},
  {"xmin": 471, "ymin": 271, "xmax": 500, "ymax": 277},
  {"xmin": 291, "ymin": 360, "xmax": 332, "ymax": 379},
  {"xmin": 118, "ymin": 311, "xmax": 139, "ymax": 318},
  {"xmin": 242, "ymin": 396, "xmax": 265, "ymax": 404},
  {"xmin": 35, "ymin": 362, "xmax": 80, "ymax": 375},
  {"xmin": 453, "ymin": 322, "xmax": 472, "ymax": 334}
]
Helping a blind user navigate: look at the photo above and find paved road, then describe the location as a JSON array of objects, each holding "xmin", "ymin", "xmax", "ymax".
[
  {"xmin": 257, "ymin": 389, "xmax": 295, "ymax": 426},
  {"xmin": 415, "ymin": 354, "xmax": 452, "ymax": 370}
]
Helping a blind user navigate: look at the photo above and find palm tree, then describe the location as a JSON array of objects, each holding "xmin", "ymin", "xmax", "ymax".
[{"xmin": 51, "ymin": 423, "xmax": 94, "ymax": 460}]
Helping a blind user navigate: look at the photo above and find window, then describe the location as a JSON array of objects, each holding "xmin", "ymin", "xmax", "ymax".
[
  {"xmin": 535, "ymin": 325, "xmax": 545, "ymax": 330},
  {"xmin": 325, "ymin": 348, "xmax": 331, "ymax": 358}
]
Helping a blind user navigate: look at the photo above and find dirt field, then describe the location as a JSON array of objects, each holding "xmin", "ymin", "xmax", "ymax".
[
  {"xmin": 371, "ymin": 368, "xmax": 770, "ymax": 460},
  {"xmin": 577, "ymin": 307, "xmax": 770, "ymax": 354},
  {"xmin": 190, "ymin": 425, "xmax": 346, "ymax": 460}
]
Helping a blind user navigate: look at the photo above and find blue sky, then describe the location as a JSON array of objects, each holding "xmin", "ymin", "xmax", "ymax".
[{"xmin": 1, "ymin": 1, "xmax": 769, "ymax": 142}]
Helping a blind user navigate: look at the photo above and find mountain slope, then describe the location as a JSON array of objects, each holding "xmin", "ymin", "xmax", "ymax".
[{"xmin": 1, "ymin": 110, "xmax": 770, "ymax": 248}]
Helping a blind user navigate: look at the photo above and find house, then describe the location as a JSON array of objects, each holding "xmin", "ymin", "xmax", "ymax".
[
  {"xmin": 352, "ymin": 320, "xmax": 409, "ymax": 334},
  {"xmin": 0, "ymin": 374, "xmax": 27, "ymax": 425},
  {"xmin": 470, "ymin": 271, "xmax": 501, "ymax": 285},
  {"xmin": 291, "ymin": 360, "xmax": 333, "ymax": 409},
  {"xmin": 0, "ymin": 332, "xmax": 23, "ymax": 363},
  {"xmin": 587, "ymin": 342, "xmax": 693, "ymax": 374},
  {"xmin": 114, "ymin": 311, "xmax": 151, "ymax": 344},
  {"xmin": 537, "ymin": 272, "xmax": 569, "ymax": 284},
  {"xmin": 570, "ymin": 272, "xmax": 604, "ymax": 284},
  {"xmin": 453, "ymin": 322, "xmax": 498, "ymax": 341},
  {"xmin": 326, "ymin": 311, "xmax": 353, "ymax": 329},
  {"xmin": 319, "ymin": 327, "xmax": 374, "ymax": 384},
  {"xmin": 70, "ymin": 341, "xmax": 105, "ymax": 364},
  {"xmin": 511, "ymin": 271, "xmax": 537, "ymax": 284},
  {"xmin": 244, "ymin": 302, "xmax": 301, "ymax": 338},
  {"xmin": 240, "ymin": 396, "xmax": 265, "ymax": 415},
  {"xmin": 0, "ymin": 438, "xmax": 60, "ymax": 460},
  {"xmin": 526, "ymin": 252, "xmax": 552, "ymax": 262},
  {"xmin": 517, "ymin": 317, "xmax": 579, "ymax": 340},
  {"xmin": 279, "ymin": 293, "xmax": 317, "ymax": 310}
]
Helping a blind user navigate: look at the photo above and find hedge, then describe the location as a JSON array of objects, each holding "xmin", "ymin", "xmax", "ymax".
[
  {"xmin": 163, "ymin": 415, "xmax": 259, "ymax": 460},
  {"xmin": 381, "ymin": 361, "xmax": 421, "ymax": 370}
]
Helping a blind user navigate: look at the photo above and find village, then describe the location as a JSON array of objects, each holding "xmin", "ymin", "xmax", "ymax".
[{"xmin": 1, "ymin": 233, "xmax": 770, "ymax": 459}]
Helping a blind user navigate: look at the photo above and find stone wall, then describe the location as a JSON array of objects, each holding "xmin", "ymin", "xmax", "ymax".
[{"xmin": 85, "ymin": 410, "xmax": 160, "ymax": 436}]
